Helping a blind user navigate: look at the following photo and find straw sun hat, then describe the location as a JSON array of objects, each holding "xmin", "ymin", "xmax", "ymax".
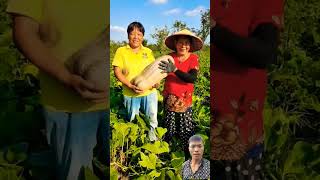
[{"xmin": 164, "ymin": 29, "xmax": 203, "ymax": 52}]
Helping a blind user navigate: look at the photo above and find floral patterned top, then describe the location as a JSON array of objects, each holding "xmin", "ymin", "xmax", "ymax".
[{"xmin": 163, "ymin": 53, "xmax": 199, "ymax": 112}]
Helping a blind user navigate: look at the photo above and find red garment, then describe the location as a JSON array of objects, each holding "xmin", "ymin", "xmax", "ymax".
[
  {"xmin": 163, "ymin": 53, "xmax": 199, "ymax": 111},
  {"xmin": 210, "ymin": 0, "xmax": 284, "ymax": 160}
]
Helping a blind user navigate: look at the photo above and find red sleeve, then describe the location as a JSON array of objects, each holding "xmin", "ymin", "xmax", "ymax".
[
  {"xmin": 189, "ymin": 54, "xmax": 199, "ymax": 71},
  {"xmin": 250, "ymin": 0, "xmax": 284, "ymax": 33}
]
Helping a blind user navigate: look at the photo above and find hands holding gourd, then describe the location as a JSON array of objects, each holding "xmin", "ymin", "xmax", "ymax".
[
  {"xmin": 65, "ymin": 31, "xmax": 108, "ymax": 103},
  {"xmin": 64, "ymin": 73, "xmax": 108, "ymax": 104},
  {"xmin": 128, "ymin": 82, "xmax": 159, "ymax": 94},
  {"xmin": 129, "ymin": 55, "xmax": 174, "ymax": 94},
  {"xmin": 159, "ymin": 59, "xmax": 177, "ymax": 73},
  {"xmin": 127, "ymin": 83, "xmax": 159, "ymax": 94},
  {"xmin": 128, "ymin": 84, "xmax": 144, "ymax": 94},
  {"xmin": 152, "ymin": 83, "xmax": 160, "ymax": 89}
]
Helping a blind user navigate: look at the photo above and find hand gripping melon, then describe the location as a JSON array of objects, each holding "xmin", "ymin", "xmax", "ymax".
[
  {"xmin": 131, "ymin": 55, "xmax": 174, "ymax": 91},
  {"xmin": 65, "ymin": 29, "xmax": 109, "ymax": 91}
]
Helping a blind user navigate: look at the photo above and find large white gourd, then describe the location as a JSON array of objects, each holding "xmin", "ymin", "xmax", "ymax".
[
  {"xmin": 131, "ymin": 55, "xmax": 174, "ymax": 91},
  {"xmin": 65, "ymin": 30, "xmax": 109, "ymax": 91}
]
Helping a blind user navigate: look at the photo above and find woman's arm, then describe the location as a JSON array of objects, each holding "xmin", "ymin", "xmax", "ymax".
[
  {"xmin": 174, "ymin": 69, "xmax": 198, "ymax": 83},
  {"xmin": 12, "ymin": 15, "xmax": 107, "ymax": 102},
  {"xmin": 159, "ymin": 59, "xmax": 198, "ymax": 83},
  {"xmin": 211, "ymin": 22, "xmax": 280, "ymax": 68},
  {"xmin": 113, "ymin": 66, "xmax": 143, "ymax": 94}
]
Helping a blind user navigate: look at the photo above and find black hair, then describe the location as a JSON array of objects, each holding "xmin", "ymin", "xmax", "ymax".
[
  {"xmin": 188, "ymin": 135, "xmax": 204, "ymax": 144},
  {"xmin": 127, "ymin": 21, "xmax": 145, "ymax": 35}
]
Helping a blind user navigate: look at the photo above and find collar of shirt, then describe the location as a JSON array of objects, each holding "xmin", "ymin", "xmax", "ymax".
[
  {"xmin": 183, "ymin": 158, "xmax": 210, "ymax": 179},
  {"xmin": 188, "ymin": 158, "xmax": 205, "ymax": 174},
  {"xmin": 125, "ymin": 44, "xmax": 145, "ymax": 52}
]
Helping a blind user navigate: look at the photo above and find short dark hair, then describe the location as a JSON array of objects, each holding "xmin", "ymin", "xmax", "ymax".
[
  {"xmin": 127, "ymin": 21, "xmax": 145, "ymax": 36},
  {"xmin": 188, "ymin": 135, "xmax": 203, "ymax": 144}
]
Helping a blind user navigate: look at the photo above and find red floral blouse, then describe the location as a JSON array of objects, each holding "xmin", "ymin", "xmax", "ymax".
[{"xmin": 163, "ymin": 53, "xmax": 199, "ymax": 112}]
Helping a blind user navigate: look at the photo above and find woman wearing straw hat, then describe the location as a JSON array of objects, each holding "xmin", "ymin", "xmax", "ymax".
[{"xmin": 158, "ymin": 29, "xmax": 203, "ymax": 156}]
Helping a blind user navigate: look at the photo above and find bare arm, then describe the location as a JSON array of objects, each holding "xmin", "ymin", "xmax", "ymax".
[
  {"xmin": 114, "ymin": 66, "xmax": 133, "ymax": 88},
  {"xmin": 113, "ymin": 66, "xmax": 143, "ymax": 94},
  {"xmin": 13, "ymin": 15, "xmax": 71, "ymax": 84},
  {"xmin": 12, "ymin": 15, "xmax": 106, "ymax": 103}
]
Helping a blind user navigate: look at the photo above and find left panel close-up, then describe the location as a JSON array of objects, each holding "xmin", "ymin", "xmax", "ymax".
[{"xmin": 1, "ymin": 0, "xmax": 110, "ymax": 179}]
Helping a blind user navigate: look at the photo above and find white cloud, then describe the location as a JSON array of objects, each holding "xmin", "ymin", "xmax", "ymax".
[
  {"xmin": 110, "ymin": 25, "xmax": 126, "ymax": 33},
  {"xmin": 163, "ymin": 8, "xmax": 181, "ymax": 15},
  {"xmin": 150, "ymin": 0, "xmax": 168, "ymax": 5},
  {"xmin": 185, "ymin": 6, "xmax": 206, "ymax": 17}
]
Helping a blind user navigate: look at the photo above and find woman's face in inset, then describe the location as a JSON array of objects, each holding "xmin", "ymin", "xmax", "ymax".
[
  {"xmin": 128, "ymin": 27, "xmax": 144, "ymax": 49},
  {"xmin": 175, "ymin": 36, "xmax": 191, "ymax": 56}
]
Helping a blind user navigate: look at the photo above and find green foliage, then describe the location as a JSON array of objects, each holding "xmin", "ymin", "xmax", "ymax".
[
  {"xmin": 138, "ymin": 152, "xmax": 158, "ymax": 170},
  {"xmin": 282, "ymin": 142, "xmax": 320, "ymax": 180},
  {"xmin": 196, "ymin": 9, "xmax": 210, "ymax": 42},
  {"xmin": 79, "ymin": 166, "xmax": 100, "ymax": 180},
  {"xmin": 149, "ymin": 9, "xmax": 210, "ymax": 53},
  {"xmin": 110, "ymin": 113, "xmax": 183, "ymax": 179},
  {"xmin": 0, "ymin": 143, "xmax": 28, "ymax": 180},
  {"xmin": 264, "ymin": 0, "xmax": 320, "ymax": 179},
  {"xmin": 150, "ymin": 26, "xmax": 170, "ymax": 53},
  {"xmin": 0, "ymin": 1, "xmax": 26, "ymax": 82},
  {"xmin": 172, "ymin": 21, "xmax": 188, "ymax": 33}
]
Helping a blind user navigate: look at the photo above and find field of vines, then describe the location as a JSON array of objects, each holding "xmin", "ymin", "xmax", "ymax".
[
  {"xmin": 262, "ymin": 0, "xmax": 320, "ymax": 179},
  {"xmin": 0, "ymin": 0, "xmax": 319, "ymax": 179}
]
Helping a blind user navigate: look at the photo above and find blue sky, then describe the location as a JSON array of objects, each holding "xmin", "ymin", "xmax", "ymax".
[{"xmin": 110, "ymin": 0, "xmax": 210, "ymax": 44}]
